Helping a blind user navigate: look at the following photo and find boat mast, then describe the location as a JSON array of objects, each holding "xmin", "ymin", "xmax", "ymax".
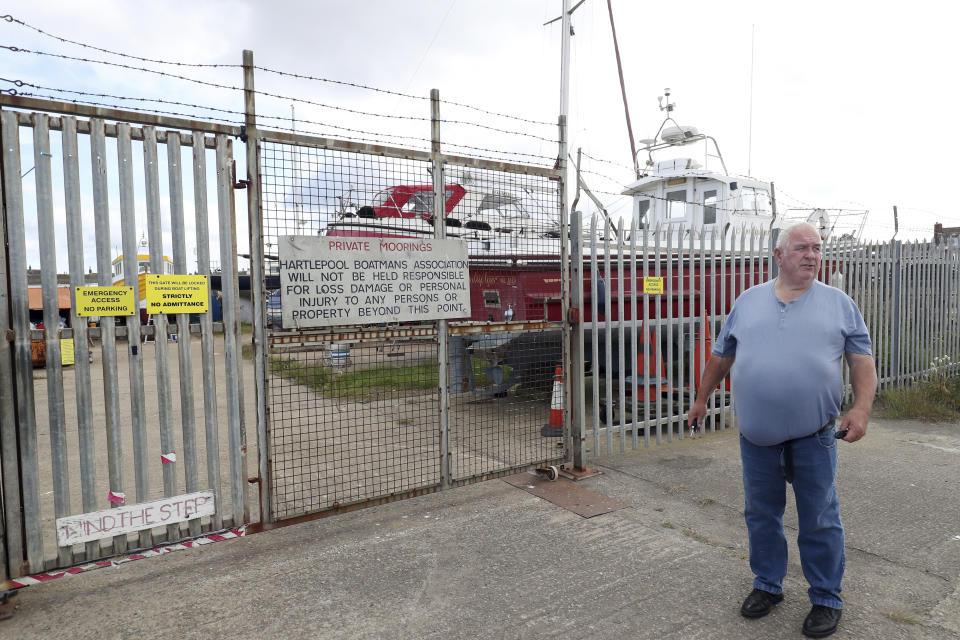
[{"xmin": 606, "ymin": 0, "xmax": 639, "ymax": 178}]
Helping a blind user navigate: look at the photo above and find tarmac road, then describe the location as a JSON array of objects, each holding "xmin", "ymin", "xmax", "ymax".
[{"xmin": 2, "ymin": 417, "xmax": 958, "ymax": 639}]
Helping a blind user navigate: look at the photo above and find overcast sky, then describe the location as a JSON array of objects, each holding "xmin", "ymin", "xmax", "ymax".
[{"xmin": 4, "ymin": 0, "xmax": 959, "ymax": 257}]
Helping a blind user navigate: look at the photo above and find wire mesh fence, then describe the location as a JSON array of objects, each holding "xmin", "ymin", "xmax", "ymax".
[{"xmin": 258, "ymin": 129, "xmax": 566, "ymax": 520}]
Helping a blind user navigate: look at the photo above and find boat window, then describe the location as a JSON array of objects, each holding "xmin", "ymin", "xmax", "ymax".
[
  {"xmin": 400, "ymin": 188, "xmax": 456, "ymax": 215},
  {"xmin": 372, "ymin": 189, "xmax": 395, "ymax": 207},
  {"xmin": 666, "ymin": 190, "xmax": 686, "ymax": 219},
  {"xmin": 703, "ymin": 190, "xmax": 718, "ymax": 225},
  {"xmin": 401, "ymin": 190, "xmax": 434, "ymax": 214},
  {"xmin": 479, "ymin": 193, "xmax": 522, "ymax": 217},
  {"xmin": 636, "ymin": 199, "xmax": 650, "ymax": 228},
  {"xmin": 741, "ymin": 187, "xmax": 757, "ymax": 215},
  {"xmin": 755, "ymin": 189, "xmax": 772, "ymax": 216},
  {"xmin": 483, "ymin": 290, "xmax": 501, "ymax": 308}
]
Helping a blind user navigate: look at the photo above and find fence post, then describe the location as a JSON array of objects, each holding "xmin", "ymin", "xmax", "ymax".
[
  {"xmin": 243, "ymin": 50, "xmax": 271, "ymax": 524},
  {"xmin": 890, "ymin": 240, "xmax": 902, "ymax": 384},
  {"xmin": 0, "ymin": 106, "xmax": 18, "ymax": 581},
  {"xmin": 569, "ymin": 210, "xmax": 586, "ymax": 469},
  {"xmin": 769, "ymin": 228, "xmax": 780, "ymax": 281},
  {"xmin": 431, "ymin": 89, "xmax": 450, "ymax": 490}
]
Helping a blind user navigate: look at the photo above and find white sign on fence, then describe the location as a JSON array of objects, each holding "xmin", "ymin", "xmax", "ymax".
[
  {"xmin": 56, "ymin": 491, "xmax": 216, "ymax": 546},
  {"xmin": 278, "ymin": 235, "xmax": 472, "ymax": 328}
]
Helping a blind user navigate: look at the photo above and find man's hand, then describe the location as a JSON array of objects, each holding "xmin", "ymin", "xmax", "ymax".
[
  {"xmin": 840, "ymin": 352, "xmax": 878, "ymax": 443},
  {"xmin": 688, "ymin": 400, "xmax": 707, "ymax": 430},
  {"xmin": 688, "ymin": 354, "xmax": 735, "ymax": 431},
  {"xmin": 838, "ymin": 406, "xmax": 869, "ymax": 442}
]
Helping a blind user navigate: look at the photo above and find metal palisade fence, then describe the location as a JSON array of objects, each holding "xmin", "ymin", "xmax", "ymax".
[
  {"xmin": 576, "ymin": 218, "xmax": 960, "ymax": 460},
  {"xmin": 0, "ymin": 101, "xmax": 250, "ymax": 576}
]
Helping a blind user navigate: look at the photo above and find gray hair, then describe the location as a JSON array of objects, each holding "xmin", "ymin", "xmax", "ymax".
[{"xmin": 776, "ymin": 222, "xmax": 820, "ymax": 251}]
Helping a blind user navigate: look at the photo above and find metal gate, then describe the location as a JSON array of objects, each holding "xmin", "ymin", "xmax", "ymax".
[
  {"xmin": 0, "ymin": 96, "xmax": 251, "ymax": 577},
  {"xmin": 253, "ymin": 116, "xmax": 571, "ymax": 524}
]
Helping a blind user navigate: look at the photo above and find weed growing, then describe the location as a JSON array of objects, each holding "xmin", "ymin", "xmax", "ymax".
[{"xmin": 876, "ymin": 361, "xmax": 960, "ymax": 421}]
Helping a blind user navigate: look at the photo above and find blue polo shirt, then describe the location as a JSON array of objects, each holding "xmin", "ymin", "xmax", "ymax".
[{"xmin": 713, "ymin": 280, "xmax": 872, "ymax": 446}]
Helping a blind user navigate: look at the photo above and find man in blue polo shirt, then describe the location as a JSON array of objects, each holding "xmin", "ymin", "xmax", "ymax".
[{"xmin": 688, "ymin": 222, "xmax": 877, "ymax": 638}]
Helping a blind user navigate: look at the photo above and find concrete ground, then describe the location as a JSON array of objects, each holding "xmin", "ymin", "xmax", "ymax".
[{"xmin": 3, "ymin": 417, "xmax": 958, "ymax": 640}]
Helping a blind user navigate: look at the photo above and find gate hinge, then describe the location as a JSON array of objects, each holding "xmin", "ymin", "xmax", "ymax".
[
  {"xmin": 234, "ymin": 179, "xmax": 249, "ymax": 190},
  {"xmin": 239, "ymin": 125, "xmax": 247, "ymax": 143},
  {"xmin": 567, "ymin": 308, "xmax": 580, "ymax": 324},
  {"xmin": 5, "ymin": 329, "xmax": 13, "ymax": 342}
]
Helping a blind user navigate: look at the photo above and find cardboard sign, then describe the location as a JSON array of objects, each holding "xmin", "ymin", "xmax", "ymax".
[
  {"xmin": 75, "ymin": 286, "xmax": 135, "ymax": 317},
  {"xmin": 145, "ymin": 275, "xmax": 209, "ymax": 314},
  {"xmin": 56, "ymin": 490, "xmax": 215, "ymax": 546}
]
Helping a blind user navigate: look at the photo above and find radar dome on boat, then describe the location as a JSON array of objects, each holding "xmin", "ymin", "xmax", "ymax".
[{"xmin": 660, "ymin": 125, "xmax": 699, "ymax": 144}]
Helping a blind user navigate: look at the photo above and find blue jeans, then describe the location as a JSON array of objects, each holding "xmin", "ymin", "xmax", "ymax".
[{"xmin": 740, "ymin": 425, "xmax": 845, "ymax": 609}]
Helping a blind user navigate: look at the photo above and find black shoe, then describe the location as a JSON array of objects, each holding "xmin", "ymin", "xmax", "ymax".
[
  {"xmin": 802, "ymin": 604, "xmax": 842, "ymax": 638},
  {"xmin": 740, "ymin": 588, "xmax": 784, "ymax": 618}
]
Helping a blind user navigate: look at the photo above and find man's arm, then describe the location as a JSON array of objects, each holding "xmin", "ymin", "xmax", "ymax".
[
  {"xmin": 839, "ymin": 352, "xmax": 877, "ymax": 442},
  {"xmin": 688, "ymin": 354, "xmax": 735, "ymax": 427}
]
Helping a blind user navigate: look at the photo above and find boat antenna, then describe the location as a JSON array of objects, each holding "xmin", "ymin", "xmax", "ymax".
[
  {"xmin": 605, "ymin": 0, "xmax": 639, "ymax": 179},
  {"xmin": 748, "ymin": 24, "xmax": 755, "ymax": 176}
]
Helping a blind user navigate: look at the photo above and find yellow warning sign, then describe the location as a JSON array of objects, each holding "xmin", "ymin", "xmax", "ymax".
[
  {"xmin": 75, "ymin": 286, "xmax": 136, "ymax": 317},
  {"xmin": 145, "ymin": 275, "xmax": 209, "ymax": 314},
  {"xmin": 643, "ymin": 277, "xmax": 665, "ymax": 295}
]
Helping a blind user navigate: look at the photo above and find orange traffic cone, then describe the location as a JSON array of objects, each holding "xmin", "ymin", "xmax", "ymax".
[
  {"xmin": 691, "ymin": 318, "xmax": 729, "ymax": 391},
  {"xmin": 540, "ymin": 366, "xmax": 564, "ymax": 437},
  {"xmin": 634, "ymin": 323, "xmax": 667, "ymax": 401}
]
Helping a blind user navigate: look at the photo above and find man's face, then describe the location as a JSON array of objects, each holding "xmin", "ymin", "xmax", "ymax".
[{"xmin": 774, "ymin": 226, "xmax": 822, "ymax": 285}]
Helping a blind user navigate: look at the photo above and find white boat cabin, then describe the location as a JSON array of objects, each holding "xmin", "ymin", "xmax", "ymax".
[{"xmin": 621, "ymin": 157, "xmax": 774, "ymax": 239}]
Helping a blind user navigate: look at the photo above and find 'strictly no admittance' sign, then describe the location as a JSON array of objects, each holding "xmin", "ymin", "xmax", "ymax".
[{"xmin": 279, "ymin": 235, "xmax": 471, "ymax": 328}]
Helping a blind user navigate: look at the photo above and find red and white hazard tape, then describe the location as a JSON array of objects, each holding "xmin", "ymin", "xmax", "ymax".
[{"xmin": 7, "ymin": 525, "xmax": 246, "ymax": 589}]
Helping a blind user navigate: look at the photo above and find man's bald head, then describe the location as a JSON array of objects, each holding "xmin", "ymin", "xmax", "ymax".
[{"xmin": 777, "ymin": 223, "xmax": 821, "ymax": 251}]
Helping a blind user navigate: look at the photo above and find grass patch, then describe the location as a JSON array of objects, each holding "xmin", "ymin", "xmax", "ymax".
[
  {"xmin": 875, "ymin": 375, "xmax": 960, "ymax": 421},
  {"xmin": 660, "ymin": 522, "xmax": 676, "ymax": 529},
  {"xmin": 880, "ymin": 611, "xmax": 921, "ymax": 625},
  {"xmin": 270, "ymin": 358, "xmax": 439, "ymax": 401},
  {"xmin": 268, "ymin": 356, "xmax": 512, "ymax": 401},
  {"xmin": 698, "ymin": 497, "xmax": 718, "ymax": 506},
  {"xmin": 682, "ymin": 529, "xmax": 711, "ymax": 544}
]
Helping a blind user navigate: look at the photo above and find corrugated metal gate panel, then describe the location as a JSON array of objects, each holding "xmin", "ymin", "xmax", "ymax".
[{"xmin": 0, "ymin": 102, "xmax": 250, "ymax": 576}]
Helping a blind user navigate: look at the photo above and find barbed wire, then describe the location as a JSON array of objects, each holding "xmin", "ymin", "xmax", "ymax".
[
  {"xmin": 774, "ymin": 187, "xmax": 815, "ymax": 209},
  {"xmin": 2, "ymin": 44, "xmax": 243, "ymax": 91},
  {"xmin": 3, "ymin": 79, "xmax": 558, "ymax": 167},
  {"xmin": 578, "ymin": 150, "xmax": 635, "ymax": 173},
  {"xmin": 1, "ymin": 14, "xmax": 240, "ymax": 68},
  {"xmin": 255, "ymin": 65, "xmax": 556, "ymax": 128},
  {"xmin": 2, "ymin": 13, "xmax": 556, "ymax": 129},
  {"xmin": 1, "ymin": 78, "xmax": 445, "ymax": 148},
  {"xmin": 3, "ymin": 45, "xmax": 559, "ymax": 143}
]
